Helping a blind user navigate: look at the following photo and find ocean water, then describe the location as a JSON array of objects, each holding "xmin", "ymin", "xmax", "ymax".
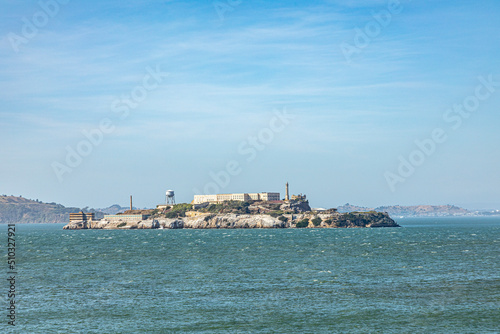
[{"xmin": 2, "ymin": 217, "xmax": 499, "ymax": 333}]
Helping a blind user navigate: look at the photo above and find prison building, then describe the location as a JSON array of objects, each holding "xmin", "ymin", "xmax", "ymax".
[{"xmin": 193, "ymin": 192, "xmax": 280, "ymax": 204}]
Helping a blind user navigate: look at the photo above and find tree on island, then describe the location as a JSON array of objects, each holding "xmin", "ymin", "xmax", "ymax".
[
  {"xmin": 311, "ymin": 217, "xmax": 322, "ymax": 226},
  {"xmin": 295, "ymin": 219, "xmax": 310, "ymax": 228}
]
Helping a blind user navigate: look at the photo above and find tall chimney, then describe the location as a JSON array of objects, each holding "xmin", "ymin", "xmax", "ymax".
[{"xmin": 130, "ymin": 195, "xmax": 132, "ymax": 211}]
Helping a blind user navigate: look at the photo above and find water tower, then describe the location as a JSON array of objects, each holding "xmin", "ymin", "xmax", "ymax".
[{"xmin": 165, "ymin": 190, "xmax": 175, "ymax": 205}]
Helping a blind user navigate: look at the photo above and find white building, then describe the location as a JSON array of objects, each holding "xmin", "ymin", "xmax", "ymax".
[
  {"xmin": 103, "ymin": 214, "xmax": 150, "ymax": 222},
  {"xmin": 193, "ymin": 192, "xmax": 280, "ymax": 204}
]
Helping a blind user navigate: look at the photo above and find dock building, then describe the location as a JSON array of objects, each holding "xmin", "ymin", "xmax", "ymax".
[{"xmin": 69, "ymin": 212, "xmax": 94, "ymax": 222}]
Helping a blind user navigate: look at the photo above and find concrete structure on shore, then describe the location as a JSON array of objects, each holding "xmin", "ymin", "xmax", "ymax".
[
  {"xmin": 193, "ymin": 192, "xmax": 280, "ymax": 204},
  {"xmin": 103, "ymin": 214, "xmax": 150, "ymax": 222}
]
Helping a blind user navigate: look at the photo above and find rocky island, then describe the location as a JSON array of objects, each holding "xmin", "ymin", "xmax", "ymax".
[{"xmin": 63, "ymin": 198, "xmax": 399, "ymax": 230}]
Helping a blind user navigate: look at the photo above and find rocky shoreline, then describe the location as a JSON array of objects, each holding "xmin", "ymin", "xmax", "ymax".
[{"xmin": 63, "ymin": 211, "xmax": 400, "ymax": 230}]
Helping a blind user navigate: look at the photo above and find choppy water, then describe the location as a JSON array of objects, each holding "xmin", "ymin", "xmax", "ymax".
[{"xmin": 2, "ymin": 217, "xmax": 499, "ymax": 333}]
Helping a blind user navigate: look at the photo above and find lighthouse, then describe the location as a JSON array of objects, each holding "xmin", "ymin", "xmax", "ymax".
[{"xmin": 285, "ymin": 182, "xmax": 290, "ymax": 201}]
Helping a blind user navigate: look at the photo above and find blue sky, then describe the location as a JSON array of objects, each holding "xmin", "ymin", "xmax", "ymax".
[{"xmin": 1, "ymin": 0, "xmax": 499, "ymax": 210}]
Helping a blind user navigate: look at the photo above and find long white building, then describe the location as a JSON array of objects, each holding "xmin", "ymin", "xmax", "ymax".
[{"xmin": 193, "ymin": 192, "xmax": 280, "ymax": 204}]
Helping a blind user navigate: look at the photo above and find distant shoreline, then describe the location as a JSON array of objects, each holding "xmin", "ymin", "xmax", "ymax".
[{"xmin": 1, "ymin": 195, "xmax": 499, "ymax": 225}]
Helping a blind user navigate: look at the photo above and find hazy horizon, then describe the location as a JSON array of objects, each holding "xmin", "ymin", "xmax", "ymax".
[{"xmin": 2, "ymin": 0, "xmax": 499, "ymax": 210}]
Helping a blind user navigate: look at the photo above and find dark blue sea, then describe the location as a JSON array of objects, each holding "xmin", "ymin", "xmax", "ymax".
[{"xmin": 2, "ymin": 217, "xmax": 499, "ymax": 333}]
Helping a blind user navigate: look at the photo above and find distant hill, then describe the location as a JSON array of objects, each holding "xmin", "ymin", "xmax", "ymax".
[
  {"xmin": 0, "ymin": 196, "xmax": 103, "ymax": 224},
  {"xmin": 376, "ymin": 205, "xmax": 469, "ymax": 217},
  {"xmin": 337, "ymin": 203, "xmax": 470, "ymax": 217},
  {"xmin": 96, "ymin": 204, "xmax": 130, "ymax": 215},
  {"xmin": 336, "ymin": 203, "xmax": 370, "ymax": 213}
]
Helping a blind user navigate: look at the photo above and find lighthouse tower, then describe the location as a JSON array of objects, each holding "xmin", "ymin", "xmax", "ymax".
[{"xmin": 285, "ymin": 182, "xmax": 290, "ymax": 201}]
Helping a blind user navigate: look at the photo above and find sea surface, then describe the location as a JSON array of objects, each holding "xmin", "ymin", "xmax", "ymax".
[{"xmin": 2, "ymin": 217, "xmax": 499, "ymax": 333}]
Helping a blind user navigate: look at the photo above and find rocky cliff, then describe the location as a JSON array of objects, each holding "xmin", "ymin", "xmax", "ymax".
[{"xmin": 63, "ymin": 211, "xmax": 399, "ymax": 230}]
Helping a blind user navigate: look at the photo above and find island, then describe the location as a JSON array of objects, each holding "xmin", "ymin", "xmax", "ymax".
[{"xmin": 63, "ymin": 191, "xmax": 399, "ymax": 230}]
